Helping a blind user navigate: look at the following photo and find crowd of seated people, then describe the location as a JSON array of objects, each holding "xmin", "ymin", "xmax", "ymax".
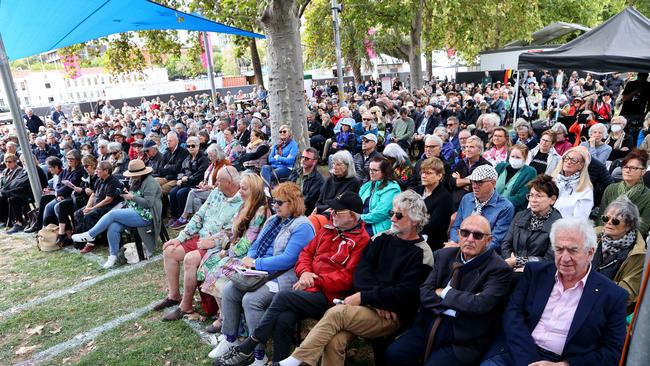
[{"xmin": 1, "ymin": 71, "xmax": 649, "ymax": 365}]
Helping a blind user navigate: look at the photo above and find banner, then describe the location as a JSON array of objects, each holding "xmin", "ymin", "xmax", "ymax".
[{"xmin": 198, "ymin": 32, "xmax": 213, "ymax": 69}]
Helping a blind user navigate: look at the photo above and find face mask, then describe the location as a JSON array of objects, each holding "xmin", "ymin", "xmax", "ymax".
[
  {"xmin": 509, "ymin": 157, "xmax": 525, "ymax": 169},
  {"xmin": 611, "ymin": 125, "xmax": 622, "ymax": 133}
]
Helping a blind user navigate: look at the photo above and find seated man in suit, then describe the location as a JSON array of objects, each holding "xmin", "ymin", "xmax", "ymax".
[
  {"xmin": 386, "ymin": 214, "xmax": 512, "ymax": 366},
  {"xmin": 481, "ymin": 217, "xmax": 628, "ymax": 366}
]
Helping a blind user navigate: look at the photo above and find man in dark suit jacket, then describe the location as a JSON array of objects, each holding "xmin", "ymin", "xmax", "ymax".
[
  {"xmin": 482, "ymin": 217, "xmax": 627, "ymax": 366},
  {"xmin": 386, "ymin": 215, "xmax": 512, "ymax": 366}
]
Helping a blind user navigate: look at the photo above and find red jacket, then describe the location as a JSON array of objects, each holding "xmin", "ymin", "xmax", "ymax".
[{"xmin": 294, "ymin": 221, "xmax": 370, "ymax": 303}]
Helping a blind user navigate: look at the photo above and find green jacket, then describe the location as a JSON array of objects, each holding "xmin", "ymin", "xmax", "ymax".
[
  {"xmin": 495, "ymin": 162, "xmax": 538, "ymax": 212},
  {"xmin": 359, "ymin": 180, "xmax": 401, "ymax": 235},
  {"xmin": 599, "ymin": 181, "xmax": 650, "ymax": 237},
  {"xmin": 392, "ymin": 117, "xmax": 415, "ymax": 143}
]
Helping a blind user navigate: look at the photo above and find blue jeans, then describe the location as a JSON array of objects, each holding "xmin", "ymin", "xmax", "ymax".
[
  {"xmin": 168, "ymin": 186, "xmax": 192, "ymax": 218},
  {"xmin": 88, "ymin": 208, "xmax": 151, "ymax": 255},
  {"xmin": 261, "ymin": 165, "xmax": 292, "ymax": 186}
]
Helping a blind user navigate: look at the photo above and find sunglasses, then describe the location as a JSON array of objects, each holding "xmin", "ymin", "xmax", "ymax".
[
  {"xmin": 187, "ymin": 144, "xmax": 197, "ymax": 148},
  {"xmin": 279, "ymin": 130, "xmax": 288, "ymax": 134},
  {"xmin": 601, "ymin": 215, "xmax": 622, "ymax": 226},
  {"xmin": 272, "ymin": 199, "xmax": 286, "ymax": 206},
  {"xmin": 332, "ymin": 209, "xmax": 351, "ymax": 216},
  {"xmin": 300, "ymin": 155, "xmax": 316, "ymax": 161},
  {"xmin": 458, "ymin": 229, "xmax": 489, "ymax": 241},
  {"xmin": 362, "ymin": 118, "xmax": 373, "ymax": 121},
  {"xmin": 388, "ymin": 210, "xmax": 404, "ymax": 220}
]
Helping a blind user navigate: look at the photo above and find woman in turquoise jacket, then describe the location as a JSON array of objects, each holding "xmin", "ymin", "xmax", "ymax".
[
  {"xmin": 495, "ymin": 144, "xmax": 538, "ymax": 212},
  {"xmin": 358, "ymin": 156, "xmax": 402, "ymax": 236}
]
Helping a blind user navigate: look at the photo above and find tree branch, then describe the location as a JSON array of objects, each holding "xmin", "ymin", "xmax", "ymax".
[{"xmin": 298, "ymin": 0, "xmax": 311, "ymax": 18}]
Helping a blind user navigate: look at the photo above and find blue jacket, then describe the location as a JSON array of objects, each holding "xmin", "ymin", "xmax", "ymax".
[
  {"xmin": 248, "ymin": 216, "xmax": 314, "ymax": 272},
  {"xmin": 450, "ymin": 191, "xmax": 514, "ymax": 251},
  {"xmin": 358, "ymin": 180, "xmax": 401, "ymax": 234},
  {"xmin": 499, "ymin": 262, "xmax": 627, "ymax": 366},
  {"xmin": 353, "ymin": 122, "xmax": 378, "ymax": 145},
  {"xmin": 268, "ymin": 139, "xmax": 299, "ymax": 170}
]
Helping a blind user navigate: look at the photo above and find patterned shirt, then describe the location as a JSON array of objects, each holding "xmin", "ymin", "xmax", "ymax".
[{"xmin": 176, "ymin": 190, "xmax": 243, "ymax": 243}]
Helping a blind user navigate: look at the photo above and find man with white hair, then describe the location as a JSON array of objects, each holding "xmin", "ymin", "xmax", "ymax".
[
  {"xmin": 24, "ymin": 108, "xmax": 44, "ymax": 134},
  {"xmin": 481, "ymin": 217, "xmax": 627, "ymax": 366}
]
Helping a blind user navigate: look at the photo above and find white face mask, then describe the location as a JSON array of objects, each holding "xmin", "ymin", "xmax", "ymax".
[
  {"xmin": 509, "ymin": 157, "xmax": 525, "ymax": 169},
  {"xmin": 611, "ymin": 124, "xmax": 622, "ymax": 133}
]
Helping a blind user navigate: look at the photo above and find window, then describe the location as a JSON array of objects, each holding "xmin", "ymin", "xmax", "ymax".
[
  {"xmin": 48, "ymin": 97, "xmax": 54, "ymax": 103},
  {"xmin": 74, "ymin": 80, "xmax": 78, "ymax": 87},
  {"xmin": 76, "ymin": 92, "xmax": 80, "ymax": 100},
  {"xmin": 66, "ymin": 80, "xmax": 71, "ymax": 87},
  {"xmin": 44, "ymin": 83, "xmax": 51, "ymax": 89},
  {"xmin": 24, "ymin": 97, "xmax": 29, "ymax": 104},
  {"xmin": 101, "ymin": 77, "xmax": 105, "ymax": 84},
  {"xmin": 83, "ymin": 92, "xmax": 87, "ymax": 98},
  {"xmin": 68, "ymin": 93, "xmax": 73, "ymax": 100},
  {"xmin": 0, "ymin": 98, "xmax": 5, "ymax": 106},
  {"xmin": 80, "ymin": 79, "xmax": 85, "ymax": 86},
  {"xmin": 20, "ymin": 81, "xmax": 26, "ymax": 90},
  {"xmin": 94, "ymin": 78, "xmax": 98, "ymax": 85}
]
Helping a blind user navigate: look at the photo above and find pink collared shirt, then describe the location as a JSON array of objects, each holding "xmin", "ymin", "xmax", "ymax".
[{"xmin": 531, "ymin": 266, "xmax": 592, "ymax": 356}]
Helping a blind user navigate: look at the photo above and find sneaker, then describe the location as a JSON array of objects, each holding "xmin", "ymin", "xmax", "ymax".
[
  {"xmin": 6, "ymin": 224, "xmax": 24, "ymax": 234},
  {"xmin": 79, "ymin": 244, "xmax": 95, "ymax": 254},
  {"xmin": 72, "ymin": 232, "xmax": 95, "ymax": 243},
  {"xmin": 169, "ymin": 217, "xmax": 188, "ymax": 229},
  {"xmin": 251, "ymin": 355, "xmax": 268, "ymax": 366},
  {"xmin": 213, "ymin": 347, "xmax": 254, "ymax": 366},
  {"xmin": 24, "ymin": 225, "xmax": 41, "ymax": 234},
  {"xmin": 102, "ymin": 255, "xmax": 117, "ymax": 269},
  {"xmin": 209, "ymin": 338, "xmax": 240, "ymax": 359}
]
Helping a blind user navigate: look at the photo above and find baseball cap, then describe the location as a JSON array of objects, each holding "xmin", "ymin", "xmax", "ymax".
[
  {"xmin": 326, "ymin": 191, "xmax": 363, "ymax": 214},
  {"xmin": 362, "ymin": 133, "xmax": 378, "ymax": 143},
  {"xmin": 143, "ymin": 140, "xmax": 157, "ymax": 151}
]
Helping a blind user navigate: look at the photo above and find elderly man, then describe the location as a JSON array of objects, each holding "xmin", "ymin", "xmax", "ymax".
[
  {"xmin": 214, "ymin": 192, "xmax": 370, "ymax": 365},
  {"xmin": 391, "ymin": 107, "xmax": 415, "ymax": 150},
  {"xmin": 51, "ymin": 104, "xmax": 66, "ymax": 125},
  {"xmin": 142, "ymin": 140, "xmax": 164, "ymax": 174},
  {"xmin": 387, "ymin": 214, "xmax": 511, "ymax": 366},
  {"xmin": 275, "ymin": 190, "xmax": 433, "ymax": 366},
  {"xmin": 449, "ymin": 165, "xmax": 514, "ymax": 251},
  {"xmin": 481, "ymin": 217, "xmax": 628, "ymax": 366},
  {"xmin": 353, "ymin": 133, "xmax": 383, "ymax": 183},
  {"xmin": 450, "ymin": 135, "xmax": 491, "ymax": 209},
  {"xmin": 23, "ymin": 108, "xmax": 44, "ymax": 134},
  {"xmin": 154, "ymin": 131, "xmax": 189, "ymax": 195},
  {"xmin": 414, "ymin": 105, "xmax": 440, "ymax": 143},
  {"xmin": 261, "ymin": 125, "xmax": 298, "ymax": 186},
  {"xmin": 410, "ymin": 134, "xmax": 451, "ymax": 189},
  {"xmin": 288, "ymin": 147, "xmax": 324, "ymax": 215},
  {"xmin": 155, "ymin": 166, "xmax": 243, "ymax": 319}
]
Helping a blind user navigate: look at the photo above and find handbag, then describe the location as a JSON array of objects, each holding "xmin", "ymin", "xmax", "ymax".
[{"xmin": 227, "ymin": 267, "xmax": 289, "ymax": 292}]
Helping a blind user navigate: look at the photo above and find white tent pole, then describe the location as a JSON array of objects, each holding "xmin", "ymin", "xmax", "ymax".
[
  {"xmin": 202, "ymin": 31, "xmax": 217, "ymax": 102},
  {"xmin": 0, "ymin": 33, "xmax": 43, "ymax": 205}
]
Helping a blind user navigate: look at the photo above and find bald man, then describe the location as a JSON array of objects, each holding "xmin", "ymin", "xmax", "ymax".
[{"xmin": 386, "ymin": 215, "xmax": 512, "ymax": 366}]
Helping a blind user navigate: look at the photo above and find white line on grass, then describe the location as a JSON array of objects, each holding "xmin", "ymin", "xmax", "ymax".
[
  {"xmin": 62, "ymin": 247, "xmax": 106, "ymax": 266},
  {"xmin": 14, "ymin": 300, "xmax": 159, "ymax": 366},
  {"xmin": 0, "ymin": 255, "xmax": 162, "ymax": 320},
  {"xmin": 183, "ymin": 317, "xmax": 215, "ymax": 345}
]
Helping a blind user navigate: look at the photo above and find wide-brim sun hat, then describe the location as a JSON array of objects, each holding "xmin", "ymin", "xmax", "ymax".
[{"xmin": 123, "ymin": 159, "xmax": 153, "ymax": 177}]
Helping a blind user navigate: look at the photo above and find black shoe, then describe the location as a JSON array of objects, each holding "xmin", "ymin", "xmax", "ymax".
[
  {"xmin": 24, "ymin": 225, "xmax": 41, "ymax": 234},
  {"xmin": 55, "ymin": 234, "xmax": 67, "ymax": 245},
  {"xmin": 213, "ymin": 347, "xmax": 254, "ymax": 366},
  {"xmin": 6, "ymin": 224, "xmax": 24, "ymax": 234}
]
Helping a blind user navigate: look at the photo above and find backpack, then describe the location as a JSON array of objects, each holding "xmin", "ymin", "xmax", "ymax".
[{"xmin": 36, "ymin": 224, "xmax": 61, "ymax": 252}]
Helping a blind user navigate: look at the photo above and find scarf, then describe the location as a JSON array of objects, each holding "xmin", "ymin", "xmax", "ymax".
[
  {"xmin": 473, "ymin": 191, "xmax": 494, "ymax": 215},
  {"xmin": 555, "ymin": 171, "xmax": 581, "ymax": 195},
  {"xmin": 529, "ymin": 209, "xmax": 552, "ymax": 231},
  {"xmin": 616, "ymin": 181, "xmax": 647, "ymax": 203},
  {"xmin": 276, "ymin": 138, "xmax": 292, "ymax": 156},
  {"xmin": 606, "ymin": 131, "xmax": 626, "ymax": 150},
  {"xmin": 601, "ymin": 230, "xmax": 636, "ymax": 262},
  {"xmin": 254, "ymin": 216, "xmax": 293, "ymax": 259}
]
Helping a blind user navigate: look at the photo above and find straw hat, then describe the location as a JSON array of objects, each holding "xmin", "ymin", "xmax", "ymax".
[{"xmin": 123, "ymin": 159, "xmax": 153, "ymax": 177}]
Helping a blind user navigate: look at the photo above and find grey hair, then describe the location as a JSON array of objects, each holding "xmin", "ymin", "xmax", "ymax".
[
  {"xmin": 483, "ymin": 113, "xmax": 500, "ymax": 128},
  {"xmin": 611, "ymin": 115, "xmax": 627, "ymax": 127},
  {"xmin": 331, "ymin": 150, "xmax": 357, "ymax": 179},
  {"xmin": 393, "ymin": 190, "xmax": 429, "ymax": 233},
  {"xmin": 206, "ymin": 143, "xmax": 226, "ymax": 161},
  {"xmin": 35, "ymin": 136, "xmax": 46, "ymax": 144},
  {"xmin": 433, "ymin": 126, "xmax": 449, "ymax": 140},
  {"xmin": 98, "ymin": 139, "xmax": 109, "ymax": 148},
  {"xmin": 186, "ymin": 136, "xmax": 200, "ymax": 146},
  {"xmin": 604, "ymin": 196, "xmax": 641, "ymax": 232},
  {"xmin": 219, "ymin": 165, "xmax": 241, "ymax": 185},
  {"xmin": 550, "ymin": 217, "xmax": 598, "ymax": 252},
  {"xmin": 589, "ymin": 123, "xmax": 609, "ymax": 140},
  {"xmin": 166, "ymin": 131, "xmax": 178, "ymax": 140},
  {"xmin": 108, "ymin": 141, "xmax": 122, "ymax": 153},
  {"xmin": 552, "ymin": 122, "xmax": 568, "ymax": 136},
  {"xmin": 382, "ymin": 143, "xmax": 410, "ymax": 167},
  {"xmin": 97, "ymin": 160, "xmax": 113, "ymax": 172},
  {"xmin": 424, "ymin": 134, "xmax": 443, "ymax": 146},
  {"xmin": 466, "ymin": 135, "xmax": 485, "ymax": 153}
]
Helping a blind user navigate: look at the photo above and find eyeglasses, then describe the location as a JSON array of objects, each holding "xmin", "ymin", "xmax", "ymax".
[
  {"xmin": 471, "ymin": 179, "xmax": 491, "ymax": 186},
  {"xmin": 601, "ymin": 215, "xmax": 622, "ymax": 226},
  {"xmin": 388, "ymin": 210, "xmax": 404, "ymax": 220},
  {"xmin": 362, "ymin": 118, "xmax": 373, "ymax": 121},
  {"xmin": 622, "ymin": 165, "xmax": 645, "ymax": 172},
  {"xmin": 301, "ymin": 155, "xmax": 316, "ymax": 161},
  {"xmin": 540, "ymin": 138, "xmax": 553, "ymax": 143},
  {"xmin": 563, "ymin": 156, "xmax": 583, "ymax": 165},
  {"xmin": 424, "ymin": 144, "xmax": 440, "ymax": 149},
  {"xmin": 446, "ymin": 123, "xmax": 456, "ymax": 127},
  {"xmin": 526, "ymin": 193, "xmax": 548, "ymax": 200},
  {"xmin": 83, "ymin": 164, "xmax": 93, "ymax": 168},
  {"xmin": 187, "ymin": 144, "xmax": 197, "ymax": 148},
  {"xmin": 368, "ymin": 168, "xmax": 381, "ymax": 173},
  {"xmin": 458, "ymin": 228, "xmax": 489, "ymax": 241},
  {"xmin": 272, "ymin": 199, "xmax": 286, "ymax": 207},
  {"xmin": 279, "ymin": 130, "xmax": 288, "ymax": 134}
]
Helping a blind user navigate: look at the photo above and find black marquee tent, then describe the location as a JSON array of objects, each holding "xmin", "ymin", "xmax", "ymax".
[{"xmin": 518, "ymin": 6, "xmax": 650, "ymax": 73}]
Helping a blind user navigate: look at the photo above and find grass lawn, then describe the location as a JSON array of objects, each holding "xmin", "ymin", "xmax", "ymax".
[{"xmin": 0, "ymin": 230, "xmax": 375, "ymax": 366}]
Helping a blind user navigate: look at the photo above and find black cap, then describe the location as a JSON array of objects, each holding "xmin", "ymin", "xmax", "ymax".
[
  {"xmin": 143, "ymin": 139, "xmax": 157, "ymax": 151},
  {"xmin": 326, "ymin": 191, "xmax": 363, "ymax": 214}
]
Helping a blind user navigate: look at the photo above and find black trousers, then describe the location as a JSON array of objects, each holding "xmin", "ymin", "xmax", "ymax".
[
  {"xmin": 73, "ymin": 206, "xmax": 112, "ymax": 233},
  {"xmin": 0, "ymin": 195, "xmax": 29, "ymax": 225},
  {"xmin": 35, "ymin": 194, "xmax": 56, "ymax": 228},
  {"xmin": 54, "ymin": 198, "xmax": 75, "ymax": 228},
  {"xmin": 252, "ymin": 290, "xmax": 330, "ymax": 362}
]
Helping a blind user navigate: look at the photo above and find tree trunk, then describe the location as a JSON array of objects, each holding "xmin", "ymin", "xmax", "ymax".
[
  {"xmin": 351, "ymin": 58, "xmax": 362, "ymax": 85},
  {"xmin": 261, "ymin": 0, "xmax": 309, "ymax": 150},
  {"xmin": 425, "ymin": 51, "xmax": 433, "ymax": 83},
  {"xmin": 409, "ymin": 0, "xmax": 424, "ymax": 91},
  {"xmin": 249, "ymin": 38, "xmax": 264, "ymax": 88}
]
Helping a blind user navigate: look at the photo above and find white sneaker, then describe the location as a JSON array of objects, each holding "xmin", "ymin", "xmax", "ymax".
[
  {"xmin": 251, "ymin": 355, "xmax": 268, "ymax": 366},
  {"xmin": 102, "ymin": 255, "xmax": 117, "ymax": 269},
  {"xmin": 72, "ymin": 231, "xmax": 95, "ymax": 243},
  {"xmin": 208, "ymin": 338, "xmax": 240, "ymax": 359}
]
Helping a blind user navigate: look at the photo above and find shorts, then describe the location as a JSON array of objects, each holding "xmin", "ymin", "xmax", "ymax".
[{"xmin": 181, "ymin": 236, "xmax": 208, "ymax": 258}]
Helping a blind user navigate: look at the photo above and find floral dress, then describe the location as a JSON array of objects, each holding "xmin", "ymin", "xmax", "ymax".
[
  {"xmin": 224, "ymin": 139, "xmax": 243, "ymax": 163},
  {"xmin": 126, "ymin": 190, "xmax": 153, "ymax": 222},
  {"xmin": 394, "ymin": 163, "xmax": 413, "ymax": 190},
  {"xmin": 197, "ymin": 205, "xmax": 268, "ymax": 298}
]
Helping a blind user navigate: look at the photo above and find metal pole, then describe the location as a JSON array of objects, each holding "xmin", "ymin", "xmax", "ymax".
[
  {"xmin": 627, "ymin": 254, "xmax": 650, "ymax": 365},
  {"xmin": 0, "ymin": 33, "xmax": 42, "ymax": 205},
  {"xmin": 331, "ymin": 0, "xmax": 344, "ymax": 101},
  {"xmin": 512, "ymin": 70, "xmax": 521, "ymax": 125},
  {"xmin": 202, "ymin": 31, "xmax": 216, "ymax": 103}
]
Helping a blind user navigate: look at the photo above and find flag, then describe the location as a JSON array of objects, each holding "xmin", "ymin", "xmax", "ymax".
[
  {"xmin": 198, "ymin": 32, "xmax": 213, "ymax": 69},
  {"xmin": 504, "ymin": 69, "xmax": 513, "ymax": 84}
]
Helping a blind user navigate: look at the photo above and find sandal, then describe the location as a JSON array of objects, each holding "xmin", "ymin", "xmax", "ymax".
[
  {"xmin": 153, "ymin": 298, "xmax": 181, "ymax": 311},
  {"xmin": 162, "ymin": 307, "xmax": 195, "ymax": 322},
  {"xmin": 206, "ymin": 319, "xmax": 222, "ymax": 333}
]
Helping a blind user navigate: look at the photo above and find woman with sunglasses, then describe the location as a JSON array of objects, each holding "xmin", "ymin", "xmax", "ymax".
[
  {"xmin": 107, "ymin": 141, "xmax": 129, "ymax": 180},
  {"xmin": 211, "ymin": 182, "xmax": 314, "ymax": 361},
  {"xmin": 599, "ymin": 149, "xmax": 650, "ymax": 235},
  {"xmin": 551, "ymin": 146, "xmax": 594, "ymax": 219},
  {"xmin": 501, "ymin": 175, "xmax": 562, "ymax": 276},
  {"xmin": 168, "ymin": 136, "xmax": 210, "ymax": 228},
  {"xmin": 594, "ymin": 197, "xmax": 646, "ymax": 312},
  {"xmin": 260, "ymin": 125, "xmax": 298, "ymax": 186}
]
